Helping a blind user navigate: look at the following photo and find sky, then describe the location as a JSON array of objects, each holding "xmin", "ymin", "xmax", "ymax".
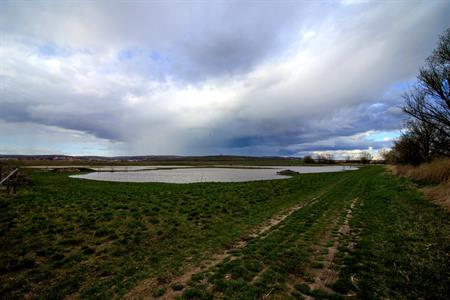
[{"xmin": 1, "ymin": 0, "xmax": 449, "ymax": 158}]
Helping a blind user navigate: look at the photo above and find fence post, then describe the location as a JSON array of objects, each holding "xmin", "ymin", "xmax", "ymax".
[{"xmin": 12, "ymin": 170, "xmax": 17, "ymax": 194}]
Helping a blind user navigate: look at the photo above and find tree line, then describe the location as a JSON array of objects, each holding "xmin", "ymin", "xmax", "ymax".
[
  {"xmin": 385, "ymin": 28, "xmax": 450, "ymax": 165},
  {"xmin": 303, "ymin": 151, "xmax": 373, "ymax": 164}
]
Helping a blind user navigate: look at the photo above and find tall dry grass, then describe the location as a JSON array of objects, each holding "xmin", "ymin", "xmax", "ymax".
[
  {"xmin": 390, "ymin": 159, "xmax": 450, "ymax": 184},
  {"xmin": 389, "ymin": 159, "xmax": 450, "ymax": 211},
  {"xmin": 422, "ymin": 182, "xmax": 450, "ymax": 212}
]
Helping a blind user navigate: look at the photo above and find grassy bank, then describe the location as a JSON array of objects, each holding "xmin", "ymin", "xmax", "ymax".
[
  {"xmin": 1, "ymin": 167, "xmax": 449, "ymax": 299},
  {"xmin": 389, "ymin": 159, "xmax": 450, "ymax": 211}
]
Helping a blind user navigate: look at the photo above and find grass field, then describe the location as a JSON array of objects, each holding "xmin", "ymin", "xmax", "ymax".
[{"xmin": 1, "ymin": 167, "xmax": 449, "ymax": 299}]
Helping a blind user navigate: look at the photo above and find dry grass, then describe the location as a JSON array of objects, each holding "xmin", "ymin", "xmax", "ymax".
[
  {"xmin": 388, "ymin": 159, "xmax": 450, "ymax": 212},
  {"xmin": 389, "ymin": 159, "xmax": 450, "ymax": 184},
  {"xmin": 422, "ymin": 182, "xmax": 450, "ymax": 212}
]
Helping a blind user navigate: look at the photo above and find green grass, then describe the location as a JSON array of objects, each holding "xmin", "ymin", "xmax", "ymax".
[
  {"xmin": 1, "ymin": 167, "xmax": 449, "ymax": 299},
  {"xmin": 181, "ymin": 167, "xmax": 450, "ymax": 299},
  {"xmin": 0, "ymin": 168, "xmax": 340, "ymax": 298},
  {"xmin": 182, "ymin": 168, "xmax": 365, "ymax": 299},
  {"xmin": 334, "ymin": 168, "xmax": 450, "ymax": 299}
]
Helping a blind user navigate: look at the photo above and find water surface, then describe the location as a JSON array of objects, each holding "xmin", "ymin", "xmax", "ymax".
[{"xmin": 70, "ymin": 165, "xmax": 357, "ymax": 183}]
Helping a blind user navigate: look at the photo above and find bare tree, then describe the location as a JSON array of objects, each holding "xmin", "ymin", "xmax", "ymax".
[
  {"xmin": 325, "ymin": 153, "xmax": 335, "ymax": 163},
  {"xmin": 314, "ymin": 154, "xmax": 335, "ymax": 164},
  {"xmin": 303, "ymin": 155, "xmax": 315, "ymax": 164},
  {"xmin": 378, "ymin": 149, "xmax": 389, "ymax": 161},
  {"xmin": 386, "ymin": 119, "xmax": 450, "ymax": 165},
  {"xmin": 403, "ymin": 28, "xmax": 450, "ymax": 138},
  {"xmin": 359, "ymin": 151, "xmax": 373, "ymax": 164},
  {"xmin": 407, "ymin": 119, "xmax": 450, "ymax": 161},
  {"xmin": 391, "ymin": 132, "xmax": 424, "ymax": 165},
  {"xmin": 314, "ymin": 154, "xmax": 325, "ymax": 164}
]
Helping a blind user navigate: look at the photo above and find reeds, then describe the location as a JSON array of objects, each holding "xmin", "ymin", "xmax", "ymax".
[{"xmin": 390, "ymin": 159, "xmax": 450, "ymax": 184}]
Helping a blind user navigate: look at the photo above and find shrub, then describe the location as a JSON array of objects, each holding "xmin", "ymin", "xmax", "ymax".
[{"xmin": 303, "ymin": 156, "xmax": 315, "ymax": 164}]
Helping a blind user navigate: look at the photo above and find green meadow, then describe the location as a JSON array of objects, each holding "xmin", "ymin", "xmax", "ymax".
[{"xmin": 1, "ymin": 167, "xmax": 449, "ymax": 299}]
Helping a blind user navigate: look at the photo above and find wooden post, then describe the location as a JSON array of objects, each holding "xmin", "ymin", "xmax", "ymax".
[
  {"xmin": 12, "ymin": 170, "xmax": 17, "ymax": 194},
  {"xmin": 0, "ymin": 167, "xmax": 19, "ymax": 194}
]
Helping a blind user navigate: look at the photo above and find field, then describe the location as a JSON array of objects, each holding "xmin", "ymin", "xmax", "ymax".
[
  {"xmin": 1, "ymin": 167, "xmax": 449, "ymax": 299},
  {"xmin": 0, "ymin": 156, "xmax": 307, "ymax": 167}
]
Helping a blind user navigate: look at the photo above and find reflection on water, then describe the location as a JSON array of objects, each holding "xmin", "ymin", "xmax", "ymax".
[{"xmin": 70, "ymin": 166, "xmax": 358, "ymax": 183}]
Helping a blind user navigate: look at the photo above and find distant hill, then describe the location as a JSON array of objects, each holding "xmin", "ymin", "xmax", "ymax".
[{"xmin": 0, "ymin": 154, "xmax": 304, "ymax": 166}]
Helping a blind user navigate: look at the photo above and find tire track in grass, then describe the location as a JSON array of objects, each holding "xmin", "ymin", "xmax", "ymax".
[
  {"xmin": 125, "ymin": 174, "xmax": 352, "ymax": 300},
  {"xmin": 125, "ymin": 194, "xmax": 319, "ymax": 299},
  {"xmin": 331, "ymin": 168, "xmax": 450, "ymax": 299},
  {"xmin": 286, "ymin": 177, "xmax": 363, "ymax": 298},
  {"xmin": 306, "ymin": 197, "xmax": 359, "ymax": 297},
  {"xmin": 177, "ymin": 172, "xmax": 362, "ymax": 299},
  {"xmin": 293, "ymin": 171, "xmax": 368, "ymax": 299}
]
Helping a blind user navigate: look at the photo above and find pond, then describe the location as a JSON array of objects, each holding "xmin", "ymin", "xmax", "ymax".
[{"xmin": 70, "ymin": 165, "xmax": 358, "ymax": 183}]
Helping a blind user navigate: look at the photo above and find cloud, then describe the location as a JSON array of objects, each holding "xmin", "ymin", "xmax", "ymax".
[
  {"xmin": 0, "ymin": 1, "xmax": 449, "ymax": 156},
  {"xmin": 0, "ymin": 120, "xmax": 121, "ymax": 156}
]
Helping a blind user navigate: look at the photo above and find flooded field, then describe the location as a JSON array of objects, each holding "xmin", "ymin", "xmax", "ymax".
[{"xmin": 70, "ymin": 165, "xmax": 358, "ymax": 183}]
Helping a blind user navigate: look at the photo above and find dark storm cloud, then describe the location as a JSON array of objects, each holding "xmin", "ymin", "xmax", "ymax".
[
  {"xmin": 0, "ymin": 1, "xmax": 449, "ymax": 155},
  {"xmin": 0, "ymin": 1, "xmax": 306, "ymax": 81},
  {"xmin": 198, "ymin": 100, "xmax": 404, "ymax": 156}
]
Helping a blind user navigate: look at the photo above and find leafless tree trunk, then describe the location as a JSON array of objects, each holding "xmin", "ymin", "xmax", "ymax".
[{"xmin": 403, "ymin": 28, "xmax": 450, "ymax": 139}]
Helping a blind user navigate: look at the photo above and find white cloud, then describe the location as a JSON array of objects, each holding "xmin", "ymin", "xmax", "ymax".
[
  {"xmin": 0, "ymin": 1, "xmax": 449, "ymax": 155},
  {"xmin": 0, "ymin": 120, "xmax": 122, "ymax": 156}
]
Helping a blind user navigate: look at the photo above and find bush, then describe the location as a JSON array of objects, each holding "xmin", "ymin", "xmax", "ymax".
[{"xmin": 303, "ymin": 156, "xmax": 315, "ymax": 164}]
